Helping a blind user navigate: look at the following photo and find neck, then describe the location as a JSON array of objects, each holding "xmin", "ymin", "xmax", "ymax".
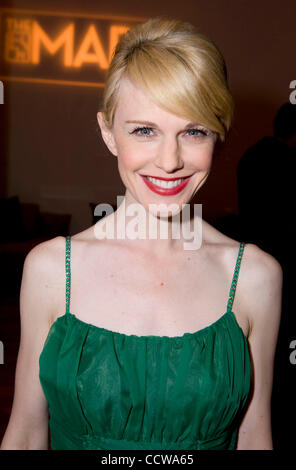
[{"xmin": 95, "ymin": 192, "xmax": 203, "ymax": 255}]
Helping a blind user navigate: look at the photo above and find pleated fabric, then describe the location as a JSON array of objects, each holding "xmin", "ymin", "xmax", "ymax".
[{"xmin": 39, "ymin": 309, "xmax": 250, "ymax": 450}]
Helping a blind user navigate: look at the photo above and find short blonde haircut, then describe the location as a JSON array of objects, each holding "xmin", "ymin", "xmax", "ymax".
[{"xmin": 101, "ymin": 17, "xmax": 234, "ymax": 142}]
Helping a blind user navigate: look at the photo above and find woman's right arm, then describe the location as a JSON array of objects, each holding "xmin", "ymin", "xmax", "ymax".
[{"xmin": 0, "ymin": 239, "xmax": 60, "ymax": 450}]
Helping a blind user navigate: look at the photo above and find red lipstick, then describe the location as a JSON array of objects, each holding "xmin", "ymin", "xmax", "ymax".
[{"xmin": 140, "ymin": 174, "xmax": 191, "ymax": 196}]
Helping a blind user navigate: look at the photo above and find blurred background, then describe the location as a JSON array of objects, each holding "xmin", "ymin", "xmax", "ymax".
[{"xmin": 0, "ymin": 0, "xmax": 295, "ymax": 450}]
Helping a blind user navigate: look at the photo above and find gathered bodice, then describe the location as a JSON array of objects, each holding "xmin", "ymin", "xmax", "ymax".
[{"xmin": 39, "ymin": 237, "xmax": 251, "ymax": 450}]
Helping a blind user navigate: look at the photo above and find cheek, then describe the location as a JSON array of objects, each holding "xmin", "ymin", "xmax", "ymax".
[
  {"xmin": 117, "ymin": 149, "xmax": 141, "ymax": 173},
  {"xmin": 186, "ymin": 143, "xmax": 214, "ymax": 170},
  {"xmin": 116, "ymin": 140, "xmax": 153, "ymax": 171}
]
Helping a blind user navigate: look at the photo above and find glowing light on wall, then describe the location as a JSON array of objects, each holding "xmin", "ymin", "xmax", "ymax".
[{"xmin": 0, "ymin": 8, "xmax": 146, "ymax": 87}]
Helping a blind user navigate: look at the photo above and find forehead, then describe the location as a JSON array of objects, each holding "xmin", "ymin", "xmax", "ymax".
[
  {"xmin": 114, "ymin": 76, "xmax": 190, "ymax": 127},
  {"xmin": 116, "ymin": 76, "xmax": 162, "ymax": 116}
]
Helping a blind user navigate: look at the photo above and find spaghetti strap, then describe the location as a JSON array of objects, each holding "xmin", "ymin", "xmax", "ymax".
[
  {"xmin": 65, "ymin": 235, "xmax": 71, "ymax": 315},
  {"xmin": 39, "ymin": 237, "xmax": 251, "ymax": 451},
  {"xmin": 226, "ymin": 242, "xmax": 245, "ymax": 313}
]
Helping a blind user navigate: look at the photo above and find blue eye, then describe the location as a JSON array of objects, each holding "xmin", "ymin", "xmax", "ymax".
[
  {"xmin": 129, "ymin": 126, "xmax": 209, "ymax": 138},
  {"xmin": 130, "ymin": 127, "xmax": 153, "ymax": 136},
  {"xmin": 186, "ymin": 128, "xmax": 207, "ymax": 137}
]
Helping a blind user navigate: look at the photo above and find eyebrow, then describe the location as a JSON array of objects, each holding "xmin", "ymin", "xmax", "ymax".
[{"xmin": 125, "ymin": 120, "xmax": 200, "ymax": 128}]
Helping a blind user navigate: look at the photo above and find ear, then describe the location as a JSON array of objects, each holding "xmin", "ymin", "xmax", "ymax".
[{"xmin": 97, "ymin": 112, "xmax": 118, "ymax": 157}]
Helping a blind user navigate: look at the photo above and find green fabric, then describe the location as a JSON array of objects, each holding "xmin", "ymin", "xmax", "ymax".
[{"xmin": 39, "ymin": 237, "xmax": 251, "ymax": 450}]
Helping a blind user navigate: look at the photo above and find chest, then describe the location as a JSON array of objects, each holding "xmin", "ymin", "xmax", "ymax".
[{"xmin": 61, "ymin": 245, "xmax": 249, "ymax": 337}]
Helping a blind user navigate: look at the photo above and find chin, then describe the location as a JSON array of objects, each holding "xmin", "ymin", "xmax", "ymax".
[{"xmin": 144, "ymin": 201, "xmax": 186, "ymax": 220}]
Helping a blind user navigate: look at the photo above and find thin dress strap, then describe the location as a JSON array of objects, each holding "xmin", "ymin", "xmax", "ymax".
[
  {"xmin": 226, "ymin": 242, "xmax": 245, "ymax": 313},
  {"xmin": 65, "ymin": 235, "xmax": 71, "ymax": 315}
]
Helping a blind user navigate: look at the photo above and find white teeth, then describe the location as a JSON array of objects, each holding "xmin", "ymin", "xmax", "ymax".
[{"xmin": 146, "ymin": 176, "xmax": 185, "ymax": 188}]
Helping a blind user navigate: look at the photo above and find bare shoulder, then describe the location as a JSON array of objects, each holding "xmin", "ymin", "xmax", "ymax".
[
  {"xmin": 246, "ymin": 241, "xmax": 282, "ymax": 266},
  {"xmin": 23, "ymin": 235, "xmax": 66, "ymax": 286},
  {"xmin": 22, "ymin": 236, "xmax": 67, "ymax": 325},
  {"xmin": 209, "ymin": 227, "xmax": 283, "ymax": 339},
  {"xmin": 24, "ymin": 235, "xmax": 66, "ymax": 265},
  {"xmin": 242, "ymin": 243, "xmax": 283, "ymax": 295},
  {"xmin": 240, "ymin": 243, "xmax": 283, "ymax": 336}
]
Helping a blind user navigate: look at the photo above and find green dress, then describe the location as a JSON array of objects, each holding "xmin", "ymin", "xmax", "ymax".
[{"xmin": 39, "ymin": 236, "xmax": 251, "ymax": 450}]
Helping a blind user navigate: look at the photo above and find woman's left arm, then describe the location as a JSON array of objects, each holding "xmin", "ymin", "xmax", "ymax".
[{"xmin": 236, "ymin": 246, "xmax": 283, "ymax": 450}]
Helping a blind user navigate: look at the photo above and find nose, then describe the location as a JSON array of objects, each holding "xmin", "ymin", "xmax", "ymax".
[{"xmin": 154, "ymin": 136, "xmax": 184, "ymax": 173}]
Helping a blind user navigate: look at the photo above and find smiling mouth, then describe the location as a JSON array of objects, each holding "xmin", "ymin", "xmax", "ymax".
[{"xmin": 141, "ymin": 175, "xmax": 191, "ymax": 189}]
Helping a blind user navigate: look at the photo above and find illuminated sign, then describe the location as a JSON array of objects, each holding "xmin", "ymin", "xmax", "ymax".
[{"xmin": 0, "ymin": 8, "xmax": 146, "ymax": 87}]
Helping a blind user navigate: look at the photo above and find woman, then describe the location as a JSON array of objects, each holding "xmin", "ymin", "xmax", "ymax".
[{"xmin": 0, "ymin": 17, "xmax": 282, "ymax": 450}]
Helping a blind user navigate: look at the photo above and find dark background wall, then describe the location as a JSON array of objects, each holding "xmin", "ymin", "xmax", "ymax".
[
  {"xmin": 0, "ymin": 0, "xmax": 295, "ymax": 232},
  {"xmin": 0, "ymin": 0, "xmax": 295, "ymax": 451}
]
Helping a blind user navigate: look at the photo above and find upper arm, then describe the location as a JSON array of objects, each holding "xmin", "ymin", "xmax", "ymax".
[
  {"xmin": 236, "ymin": 244, "xmax": 283, "ymax": 450},
  {"xmin": 0, "ymin": 237, "xmax": 63, "ymax": 450}
]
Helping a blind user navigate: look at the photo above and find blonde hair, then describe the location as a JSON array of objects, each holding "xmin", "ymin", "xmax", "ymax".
[{"xmin": 101, "ymin": 17, "xmax": 234, "ymax": 142}]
